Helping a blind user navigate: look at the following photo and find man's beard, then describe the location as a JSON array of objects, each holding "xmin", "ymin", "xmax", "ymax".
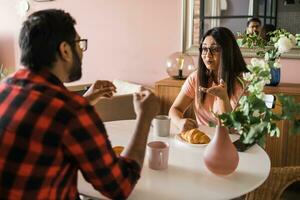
[{"xmin": 68, "ymin": 46, "xmax": 82, "ymax": 82}]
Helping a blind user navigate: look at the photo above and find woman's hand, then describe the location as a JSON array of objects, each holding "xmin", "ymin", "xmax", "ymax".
[
  {"xmin": 200, "ymin": 79, "xmax": 229, "ymax": 101},
  {"xmin": 83, "ymin": 80, "xmax": 116, "ymax": 105},
  {"xmin": 200, "ymin": 79, "xmax": 232, "ymax": 113},
  {"xmin": 178, "ymin": 118, "xmax": 198, "ymax": 132}
]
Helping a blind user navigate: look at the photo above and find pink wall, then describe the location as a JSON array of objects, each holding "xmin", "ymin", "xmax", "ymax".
[
  {"xmin": 0, "ymin": 0, "xmax": 299, "ymax": 86},
  {"xmin": 280, "ymin": 59, "xmax": 300, "ymax": 83},
  {"xmin": 0, "ymin": 0, "xmax": 23, "ymax": 72},
  {"xmin": 0, "ymin": 0, "xmax": 182, "ymax": 86},
  {"xmin": 0, "ymin": 35, "xmax": 16, "ymax": 72}
]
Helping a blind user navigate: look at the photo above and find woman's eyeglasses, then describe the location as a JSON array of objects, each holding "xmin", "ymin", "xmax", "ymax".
[
  {"xmin": 74, "ymin": 39, "xmax": 88, "ymax": 51},
  {"xmin": 200, "ymin": 46, "xmax": 221, "ymax": 55}
]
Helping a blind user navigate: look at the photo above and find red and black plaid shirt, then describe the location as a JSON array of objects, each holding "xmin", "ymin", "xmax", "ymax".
[{"xmin": 0, "ymin": 68, "xmax": 141, "ymax": 200}]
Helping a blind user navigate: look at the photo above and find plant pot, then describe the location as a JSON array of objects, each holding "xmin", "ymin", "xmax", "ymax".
[
  {"xmin": 266, "ymin": 68, "xmax": 280, "ymax": 86},
  {"xmin": 203, "ymin": 124, "xmax": 239, "ymax": 175}
]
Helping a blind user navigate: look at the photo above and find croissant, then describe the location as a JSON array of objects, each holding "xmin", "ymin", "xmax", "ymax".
[{"xmin": 180, "ymin": 128, "xmax": 210, "ymax": 144}]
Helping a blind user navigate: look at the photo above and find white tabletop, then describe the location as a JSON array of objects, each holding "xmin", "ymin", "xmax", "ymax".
[{"xmin": 78, "ymin": 120, "xmax": 270, "ymax": 200}]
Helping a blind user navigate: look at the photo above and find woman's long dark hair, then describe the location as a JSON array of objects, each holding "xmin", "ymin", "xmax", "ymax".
[{"xmin": 198, "ymin": 27, "xmax": 248, "ymax": 104}]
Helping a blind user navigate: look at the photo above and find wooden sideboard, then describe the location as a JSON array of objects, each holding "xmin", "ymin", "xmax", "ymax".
[
  {"xmin": 264, "ymin": 84, "xmax": 300, "ymax": 167},
  {"xmin": 154, "ymin": 78, "xmax": 195, "ymax": 118},
  {"xmin": 155, "ymin": 78, "xmax": 300, "ymax": 167},
  {"xmin": 155, "ymin": 78, "xmax": 185, "ymax": 115}
]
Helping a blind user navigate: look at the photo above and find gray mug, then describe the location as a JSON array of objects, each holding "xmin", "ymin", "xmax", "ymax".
[{"xmin": 152, "ymin": 115, "xmax": 171, "ymax": 137}]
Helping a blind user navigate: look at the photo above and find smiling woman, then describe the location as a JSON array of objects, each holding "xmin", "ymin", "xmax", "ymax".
[{"xmin": 182, "ymin": 0, "xmax": 300, "ymax": 58}]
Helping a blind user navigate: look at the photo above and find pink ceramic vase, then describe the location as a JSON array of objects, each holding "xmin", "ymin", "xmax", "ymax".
[{"xmin": 203, "ymin": 123, "xmax": 239, "ymax": 175}]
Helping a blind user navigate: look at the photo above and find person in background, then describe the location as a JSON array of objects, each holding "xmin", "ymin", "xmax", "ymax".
[
  {"xmin": 169, "ymin": 27, "xmax": 248, "ymax": 132},
  {"xmin": 246, "ymin": 17, "xmax": 262, "ymax": 35},
  {"xmin": 260, "ymin": 24, "xmax": 276, "ymax": 42},
  {"xmin": 0, "ymin": 9, "xmax": 159, "ymax": 199}
]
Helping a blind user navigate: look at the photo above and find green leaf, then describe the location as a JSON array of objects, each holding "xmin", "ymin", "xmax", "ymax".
[
  {"xmin": 269, "ymin": 123, "xmax": 280, "ymax": 137},
  {"xmin": 257, "ymin": 136, "xmax": 266, "ymax": 147},
  {"xmin": 290, "ymin": 120, "xmax": 300, "ymax": 135},
  {"xmin": 244, "ymin": 122, "xmax": 270, "ymax": 144},
  {"xmin": 260, "ymin": 70, "xmax": 272, "ymax": 77}
]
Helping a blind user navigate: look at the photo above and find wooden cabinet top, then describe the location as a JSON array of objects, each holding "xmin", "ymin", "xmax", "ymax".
[
  {"xmin": 155, "ymin": 77, "xmax": 186, "ymax": 87},
  {"xmin": 155, "ymin": 78, "xmax": 300, "ymax": 95},
  {"xmin": 264, "ymin": 83, "xmax": 300, "ymax": 95}
]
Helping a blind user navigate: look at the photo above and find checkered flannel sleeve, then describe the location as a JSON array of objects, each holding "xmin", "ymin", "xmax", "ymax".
[{"xmin": 62, "ymin": 105, "xmax": 141, "ymax": 199}]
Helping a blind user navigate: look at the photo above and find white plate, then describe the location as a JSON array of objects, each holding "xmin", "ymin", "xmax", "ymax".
[{"xmin": 175, "ymin": 134, "xmax": 211, "ymax": 147}]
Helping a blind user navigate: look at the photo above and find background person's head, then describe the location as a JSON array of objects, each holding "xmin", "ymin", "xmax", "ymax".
[
  {"xmin": 260, "ymin": 24, "xmax": 276, "ymax": 42},
  {"xmin": 247, "ymin": 18, "xmax": 262, "ymax": 35},
  {"xmin": 198, "ymin": 27, "xmax": 247, "ymax": 102},
  {"xmin": 19, "ymin": 9, "xmax": 83, "ymax": 82}
]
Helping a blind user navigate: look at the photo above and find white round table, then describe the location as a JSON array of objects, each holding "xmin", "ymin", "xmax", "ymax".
[{"xmin": 78, "ymin": 120, "xmax": 270, "ymax": 200}]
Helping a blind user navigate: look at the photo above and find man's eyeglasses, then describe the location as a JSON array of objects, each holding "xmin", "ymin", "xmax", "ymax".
[
  {"xmin": 74, "ymin": 39, "xmax": 88, "ymax": 51},
  {"xmin": 200, "ymin": 46, "xmax": 221, "ymax": 56}
]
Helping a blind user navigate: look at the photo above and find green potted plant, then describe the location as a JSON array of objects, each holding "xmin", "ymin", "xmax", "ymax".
[
  {"xmin": 218, "ymin": 57, "xmax": 300, "ymax": 146},
  {"xmin": 221, "ymin": 29, "xmax": 299, "ymax": 145},
  {"xmin": 236, "ymin": 32, "xmax": 265, "ymax": 49},
  {"xmin": 238, "ymin": 29, "xmax": 297, "ymax": 86}
]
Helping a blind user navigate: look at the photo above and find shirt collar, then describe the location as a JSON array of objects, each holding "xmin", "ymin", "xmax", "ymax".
[{"xmin": 7, "ymin": 68, "xmax": 67, "ymax": 90}]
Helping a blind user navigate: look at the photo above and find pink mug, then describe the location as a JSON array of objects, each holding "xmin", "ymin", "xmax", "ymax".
[{"xmin": 147, "ymin": 141, "xmax": 169, "ymax": 170}]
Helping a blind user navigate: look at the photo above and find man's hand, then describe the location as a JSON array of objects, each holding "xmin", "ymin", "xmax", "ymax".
[
  {"xmin": 178, "ymin": 118, "xmax": 198, "ymax": 132},
  {"xmin": 83, "ymin": 80, "xmax": 116, "ymax": 105},
  {"xmin": 123, "ymin": 90, "xmax": 159, "ymax": 167},
  {"xmin": 133, "ymin": 90, "xmax": 159, "ymax": 120}
]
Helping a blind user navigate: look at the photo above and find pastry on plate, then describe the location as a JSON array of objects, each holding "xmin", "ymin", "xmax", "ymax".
[{"xmin": 180, "ymin": 128, "xmax": 210, "ymax": 144}]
